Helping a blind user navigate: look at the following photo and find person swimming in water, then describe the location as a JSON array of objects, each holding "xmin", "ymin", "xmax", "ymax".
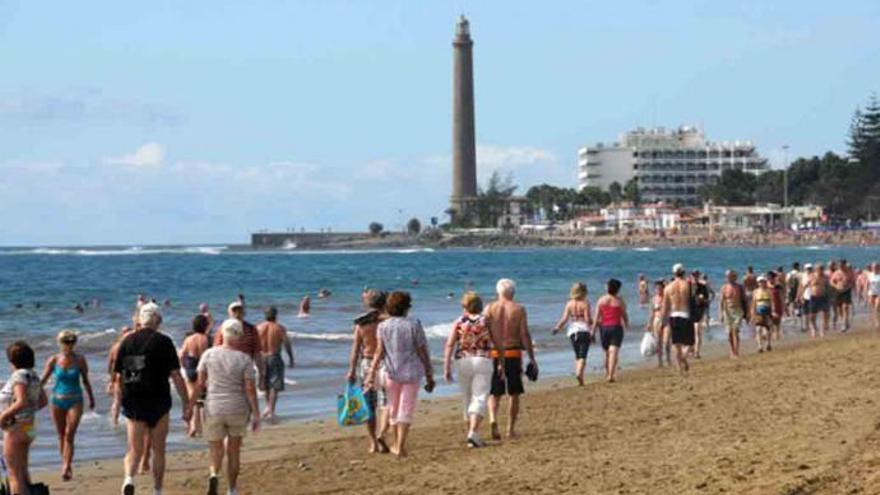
[
  {"xmin": 40, "ymin": 330, "xmax": 96, "ymax": 481},
  {"xmin": 298, "ymin": 295, "xmax": 311, "ymax": 318}
]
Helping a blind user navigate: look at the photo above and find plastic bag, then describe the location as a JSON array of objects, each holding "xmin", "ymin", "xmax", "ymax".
[
  {"xmin": 337, "ymin": 383, "xmax": 373, "ymax": 427},
  {"xmin": 640, "ymin": 331, "xmax": 657, "ymax": 357}
]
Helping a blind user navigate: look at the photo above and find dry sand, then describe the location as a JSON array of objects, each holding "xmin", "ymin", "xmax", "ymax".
[{"xmin": 45, "ymin": 325, "xmax": 880, "ymax": 494}]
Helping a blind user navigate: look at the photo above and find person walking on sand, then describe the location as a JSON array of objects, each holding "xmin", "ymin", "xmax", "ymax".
[
  {"xmin": 662, "ymin": 264, "xmax": 695, "ymax": 374},
  {"xmin": 365, "ymin": 292, "xmax": 435, "ymax": 457},
  {"xmin": 799, "ymin": 264, "xmax": 815, "ymax": 336},
  {"xmin": 443, "ymin": 292, "xmax": 500, "ymax": 448},
  {"xmin": 638, "ymin": 274, "xmax": 649, "ymax": 307},
  {"xmin": 39, "ymin": 330, "xmax": 96, "ymax": 481},
  {"xmin": 215, "ymin": 301, "xmax": 264, "ymax": 394},
  {"xmin": 552, "ymin": 282, "xmax": 593, "ymax": 386},
  {"xmin": 0, "ymin": 341, "xmax": 48, "ymax": 495},
  {"xmin": 647, "ymin": 280, "xmax": 671, "ymax": 367},
  {"xmin": 831, "ymin": 259, "xmax": 855, "ymax": 332},
  {"xmin": 593, "ymin": 279, "xmax": 629, "ymax": 383},
  {"xmin": 116, "ymin": 302, "xmax": 192, "ymax": 495},
  {"xmin": 179, "ymin": 315, "xmax": 210, "ymax": 437},
  {"xmin": 256, "ymin": 306, "xmax": 294, "ymax": 421},
  {"xmin": 768, "ymin": 271, "xmax": 785, "ymax": 343},
  {"xmin": 346, "ymin": 289, "xmax": 390, "ymax": 454},
  {"xmin": 484, "ymin": 279, "xmax": 538, "ymax": 440},
  {"xmin": 787, "ymin": 262, "xmax": 804, "ymax": 332},
  {"xmin": 690, "ymin": 271, "xmax": 712, "ymax": 359},
  {"xmin": 199, "ymin": 303, "xmax": 215, "ymax": 335},
  {"xmin": 193, "ymin": 319, "xmax": 260, "ymax": 495},
  {"xmin": 806, "ymin": 263, "xmax": 831, "ymax": 338},
  {"xmin": 750, "ymin": 276, "xmax": 775, "ymax": 352},
  {"xmin": 866, "ymin": 262, "xmax": 880, "ymax": 331},
  {"xmin": 720, "ymin": 270, "xmax": 747, "ymax": 358},
  {"xmin": 743, "ymin": 266, "xmax": 758, "ymax": 304}
]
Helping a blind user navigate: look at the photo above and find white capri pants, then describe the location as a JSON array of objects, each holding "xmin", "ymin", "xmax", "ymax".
[{"xmin": 456, "ymin": 356, "xmax": 493, "ymax": 418}]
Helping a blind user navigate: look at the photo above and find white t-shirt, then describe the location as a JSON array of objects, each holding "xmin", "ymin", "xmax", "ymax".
[
  {"xmin": 801, "ymin": 273, "xmax": 812, "ymax": 300},
  {"xmin": 0, "ymin": 369, "xmax": 42, "ymax": 422},
  {"xmin": 868, "ymin": 273, "xmax": 880, "ymax": 297},
  {"xmin": 197, "ymin": 347, "xmax": 255, "ymax": 417}
]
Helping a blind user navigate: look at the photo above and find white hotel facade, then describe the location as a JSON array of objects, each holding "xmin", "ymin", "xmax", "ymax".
[{"xmin": 577, "ymin": 126, "xmax": 769, "ymax": 205}]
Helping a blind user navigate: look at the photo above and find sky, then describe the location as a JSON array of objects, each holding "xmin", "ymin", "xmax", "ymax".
[{"xmin": 1, "ymin": 0, "xmax": 878, "ymax": 246}]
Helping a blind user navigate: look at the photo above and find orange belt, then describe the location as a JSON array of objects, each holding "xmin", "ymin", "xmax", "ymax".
[{"xmin": 490, "ymin": 349, "xmax": 523, "ymax": 359}]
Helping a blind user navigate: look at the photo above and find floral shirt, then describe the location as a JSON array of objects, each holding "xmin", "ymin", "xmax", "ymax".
[{"xmin": 453, "ymin": 314, "xmax": 492, "ymax": 358}]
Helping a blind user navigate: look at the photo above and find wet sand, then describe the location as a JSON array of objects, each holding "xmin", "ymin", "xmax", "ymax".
[{"xmin": 48, "ymin": 323, "xmax": 880, "ymax": 494}]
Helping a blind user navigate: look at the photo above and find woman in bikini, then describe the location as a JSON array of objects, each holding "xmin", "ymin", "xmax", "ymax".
[
  {"xmin": 553, "ymin": 282, "xmax": 593, "ymax": 386},
  {"xmin": 646, "ymin": 280, "xmax": 670, "ymax": 367},
  {"xmin": 39, "ymin": 330, "xmax": 95, "ymax": 481},
  {"xmin": 179, "ymin": 314, "xmax": 210, "ymax": 437}
]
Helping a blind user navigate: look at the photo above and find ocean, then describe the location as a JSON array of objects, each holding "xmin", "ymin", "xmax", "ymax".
[{"xmin": 0, "ymin": 244, "xmax": 876, "ymax": 466}]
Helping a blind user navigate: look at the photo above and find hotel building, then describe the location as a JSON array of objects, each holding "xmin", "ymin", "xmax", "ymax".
[{"xmin": 577, "ymin": 126, "xmax": 769, "ymax": 205}]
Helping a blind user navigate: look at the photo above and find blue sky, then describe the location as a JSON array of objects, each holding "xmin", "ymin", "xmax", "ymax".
[{"xmin": 1, "ymin": 0, "xmax": 878, "ymax": 245}]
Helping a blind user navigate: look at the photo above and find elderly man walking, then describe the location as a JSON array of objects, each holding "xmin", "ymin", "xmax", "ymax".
[
  {"xmin": 115, "ymin": 302, "xmax": 191, "ymax": 495},
  {"xmin": 484, "ymin": 279, "xmax": 538, "ymax": 441}
]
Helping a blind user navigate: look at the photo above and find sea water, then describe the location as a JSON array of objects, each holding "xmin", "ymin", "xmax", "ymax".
[{"xmin": 0, "ymin": 244, "xmax": 876, "ymax": 466}]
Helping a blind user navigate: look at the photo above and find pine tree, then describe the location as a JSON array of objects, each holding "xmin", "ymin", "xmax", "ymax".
[
  {"xmin": 847, "ymin": 106, "xmax": 866, "ymax": 161},
  {"xmin": 862, "ymin": 93, "xmax": 880, "ymax": 161}
]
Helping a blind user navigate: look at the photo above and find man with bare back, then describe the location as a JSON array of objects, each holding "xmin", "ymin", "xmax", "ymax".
[
  {"xmin": 256, "ymin": 307, "xmax": 294, "ymax": 421},
  {"xmin": 484, "ymin": 278, "xmax": 537, "ymax": 440},
  {"xmin": 720, "ymin": 270, "xmax": 746, "ymax": 358},
  {"xmin": 831, "ymin": 259, "xmax": 855, "ymax": 332},
  {"xmin": 662, "ymin": 263, "xmax": 694, "ymax": 374}
]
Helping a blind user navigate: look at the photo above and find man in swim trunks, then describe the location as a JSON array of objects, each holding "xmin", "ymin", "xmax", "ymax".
[
  {"xmin": 661, "ymin": 263, "xmax": 694, "ymax": 374},
  {"xmin": 720, "ymin": 270, "xmax": 747, "ymax": 358},
  {"xmin": 115, "ymin": 302, "xmax": 191, "ymax": 495},
  {"xmin": 347, "ymin": 289, "xmax": 389, "ymax": 453},
  {"xmin": 257, "ymin": 306, "xmax": 294, "ymax": 421},
  {"xmin": 831, "ymin": 259, "xmax": 855, "ymax": 332},
  {"xmin": 743, "ymin": 266, "xmax": 758, "ymax": 305},
  {"xmin": 484, "ymin": 278, "xmax": 537, "ymax": 440},
  {"xmin": 806, "ymin": 263, "xmax": 831, "ymax": 338}
]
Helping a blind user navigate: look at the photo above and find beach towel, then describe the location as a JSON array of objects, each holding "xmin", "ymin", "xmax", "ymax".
[
  {"xmin": 640, "ymin": 332, "xmax": 657, "ymax": 357},
  {"xmin": 337, "ymin": 383, "xmax": 373, "ymax": 427}
]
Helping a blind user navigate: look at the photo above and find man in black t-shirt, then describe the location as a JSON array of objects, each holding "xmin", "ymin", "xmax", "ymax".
[{"xmin": 115, "ymin": 302, "xmax": 191, "ymax": 495}]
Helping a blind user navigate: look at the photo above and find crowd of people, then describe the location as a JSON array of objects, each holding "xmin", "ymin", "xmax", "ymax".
[{"xmin": 1, "ymin": 257, "xmax": 879, "ymax": 495}]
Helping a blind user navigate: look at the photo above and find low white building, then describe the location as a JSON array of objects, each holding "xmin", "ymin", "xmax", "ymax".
[
  {"xmin": 704, "ymin": 203, "xmax": 823, "ymax": 231},
  {"xmin": 578, "ymin": 126, "xmax": 769, "ymax": 205}
]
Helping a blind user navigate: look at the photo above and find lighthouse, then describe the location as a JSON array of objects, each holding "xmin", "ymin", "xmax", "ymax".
[{"xmin": 450, "ymin": 15, "xmax": 478, "ymax": 223}]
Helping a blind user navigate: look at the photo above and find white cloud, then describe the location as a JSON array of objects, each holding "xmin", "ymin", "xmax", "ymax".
[
  {"xmin": 106, "ymin": 142, "xmax": 165, "ymax": 167},
  {"xmin": 0, "ymin": 88, "xmax": 180, "ymax": 127}
]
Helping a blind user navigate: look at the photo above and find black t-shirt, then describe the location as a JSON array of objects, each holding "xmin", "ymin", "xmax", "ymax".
[{"xmin": 114, "ymin": 329, "xmax": 180, "ymax": 414}]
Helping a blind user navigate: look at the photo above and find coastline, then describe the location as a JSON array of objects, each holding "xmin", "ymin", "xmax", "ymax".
[{"xmin": 46, "ymin": 319, "xmax": 880, "ymax": 494}]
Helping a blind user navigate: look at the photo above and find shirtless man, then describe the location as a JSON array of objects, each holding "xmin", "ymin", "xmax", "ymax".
[
  {"xmin": 257, "ymin": 306, "xmax": 294, "ymax": 421},
  {"xmin": 661, "ymin": 264, "xmax": 694, "ymax": 374},
  {"xmin": 805, "ymin": 263, "xmax": 830, "ymax": 338},
  {"xmin": 831, "ymin": 259, "xmax": 855, "ymax": 332},
  {"xmin": 484, "ymin": 278, "xmax": 537, "ymax": 440},
  {"xmin": 743, "ymin": 266, "xmax": 758, "ymax": 304},
  {"xmin": 346, "ymin": 289, "xmax": 389, "ymax": 453},
  {"xmin": 719, "ymin": 270, "xmax": 746, "ymax": 358},
  {"xmin": 637, "ymin": 274, "xmax": 649, "ymax": 307}
]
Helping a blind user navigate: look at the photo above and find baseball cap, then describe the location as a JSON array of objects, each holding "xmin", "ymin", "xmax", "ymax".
[
  {"xmin": 228, "ymin": 301, "xmax": 244, "ymax": 313},
  {"xmin": 672, "ymin": 263, "xmax": 685, "ymax": 275}
]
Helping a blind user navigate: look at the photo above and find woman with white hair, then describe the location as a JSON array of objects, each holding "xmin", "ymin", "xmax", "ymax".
[{"xmin": 193, "ymin": 318, "xmax": 260, "ymax": 495}]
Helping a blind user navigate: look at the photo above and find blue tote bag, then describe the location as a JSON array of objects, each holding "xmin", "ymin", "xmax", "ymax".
[{"xmin": 337, "ymin": 383, "xmax": 373, "ymax": 426}]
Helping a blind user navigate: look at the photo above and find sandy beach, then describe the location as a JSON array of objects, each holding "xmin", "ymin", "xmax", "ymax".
[{"xmin": 37, "ymin": 319, "xmax": 880, "ymax": 495}]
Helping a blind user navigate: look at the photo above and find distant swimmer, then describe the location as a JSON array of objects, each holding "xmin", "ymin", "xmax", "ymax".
[
  {"xmin": 638, "ymin": 274, "xmax": 648, "ymax": 307},
  {"xmin": 298, "ymin": 295, "xmax": 311, "ymax": 318},
  {"xmin": 318, "ymin": 289, "xmax": 332, "ymax": 299},
  {"xmin": 73, "ymin": 303, "xmax": 84, "ymax": 314},
  {"xmin": 411, "ymin": 279, "xmax": 420, "ymax": 287},
  {"xmin": 163, "ymin": 299, "xmax": 172, "ymax": 307},
  {"xmin": 446, "ymin": 292, "xmax": 455, "ymax": 300}
]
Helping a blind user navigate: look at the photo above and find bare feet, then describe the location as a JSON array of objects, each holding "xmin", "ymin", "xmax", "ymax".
[
  {"xmin": 61, "ymin": 466, "xmax": 73, "ymax": 481},
  {"xmin": 376, "ymin": 438, "xmax": 390, "ymax": 454},
  {"xmin": 390, "ymin": 447, "xmax": 408, "ymax": 458},
  {"xmin": 490, "ymin": 422, "xmax": 501, "ymax": 441},
  {"xmin": 507, "ymin": 430, "xmax": 518, "ymax": 440}
]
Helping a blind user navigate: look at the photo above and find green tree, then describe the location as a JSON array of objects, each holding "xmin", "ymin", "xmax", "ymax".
[
  {"xmin": 608, "ymin": 182, "xmax": 623, "ymax": 203},
  {"xmin": 368, "ymin": 222, "xmax": 384, "ymax": 236},
  {"xmin": 576, "ymin": 186, "xmax": 611, "ymax": 207},
  {"xmin": 700, "ymin": 169, "xmax": 757, "ymax": 205},
  {"xmin": 406, "ymin": 218, "xmax": 421, "ymax": 235},
  {"xmin": 623, "ymin": 178, "xmax": 641, "ymax": 205},
  {"xmin": 472, "ymin": 171, "xmax": 517, "ymax": 228}
]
